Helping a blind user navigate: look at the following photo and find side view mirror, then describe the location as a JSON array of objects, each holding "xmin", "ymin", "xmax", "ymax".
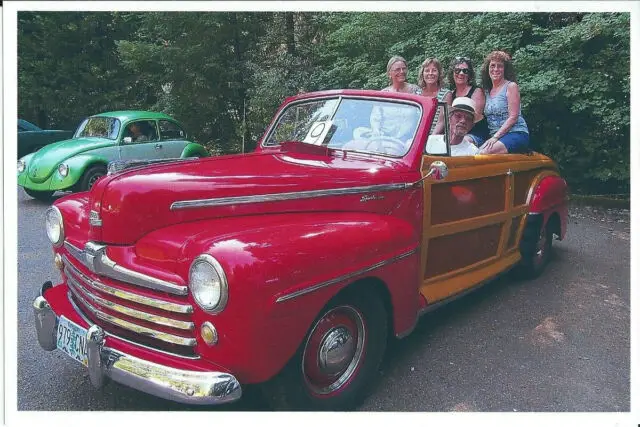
[
  {"xmin": 123, "ymin": 136, "xmax": 132, "ymax": 144},
  {"xmin": 425, "ymin": 160, "xmax": 448, "ymax": 181}
]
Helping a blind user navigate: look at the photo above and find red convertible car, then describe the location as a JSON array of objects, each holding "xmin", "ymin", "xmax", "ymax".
[{"xmin": 33, "ymin": 89, "xmax": 568, "ymax": 410}]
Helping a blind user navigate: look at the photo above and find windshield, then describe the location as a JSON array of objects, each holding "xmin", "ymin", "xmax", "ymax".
[
  {"xmin": 264, "ymin": 97, "xmax": 421, "ymax": 157},
  {"xmin": 74, "ymin": 117, "xmax": 121, "ymax": 139}
]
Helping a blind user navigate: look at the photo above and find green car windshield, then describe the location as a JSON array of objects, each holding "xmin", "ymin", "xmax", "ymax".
[{"xmin": 74, "ymin": 117, "xmax": 121, "ymax": 140}]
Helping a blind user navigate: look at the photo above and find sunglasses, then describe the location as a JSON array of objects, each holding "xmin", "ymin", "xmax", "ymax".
[
  {"xmin": 454, "ymin": 68, "xmax": 470, "ymax": 75},
  {"xmin": 455, "ymin": 56, "xmax": 471, "ymax": 62}
]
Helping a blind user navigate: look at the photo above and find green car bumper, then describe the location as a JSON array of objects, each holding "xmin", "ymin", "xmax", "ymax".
[{"xmin": 18, "ymin": 170, "xmax": 79, "ymax": 192}]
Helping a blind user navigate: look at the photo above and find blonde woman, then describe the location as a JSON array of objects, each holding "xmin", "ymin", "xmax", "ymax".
[
  {"xmin": 382, "ymin": 56, "xmax": 422, "ymax": 94},
  {"xmin": 418, "ymin": 57, "xmax": 452, "ymax": 134}
]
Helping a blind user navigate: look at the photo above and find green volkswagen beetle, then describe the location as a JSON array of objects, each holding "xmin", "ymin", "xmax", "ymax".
[{"xmin": 17, "ymin": 111, "xmax": 208, "ymax": 201}]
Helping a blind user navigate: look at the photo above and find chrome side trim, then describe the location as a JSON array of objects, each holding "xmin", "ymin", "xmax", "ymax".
[
  {"xmin": 276, "ymin": 247, "xmax": 419, "ymax": 303},
  {"xmin": 67, "ymin": 293, "xmax": 200, "ymax": 360},
  {"xmin": 67, "ymin": 275, "xmax": 195, "ymax": 331},
  {"xmin": 170, "ymin": 182, "xmax": 412, "ymax": 210},
  {"xmin": 69, "ymin": 289, "xmax": 197, "ymax": 347},
  {"xmin": 66, "ymin": 241, "xmax": 187, "ymax": 296},
  {"xmin": 63, "ymin": 256, "xmax": 193, "ymax": 314}
]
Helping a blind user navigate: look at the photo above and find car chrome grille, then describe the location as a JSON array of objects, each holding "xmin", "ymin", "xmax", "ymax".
[{"xmin": 62, "ymin": 254, "xmax": 198, "ymax": 358}]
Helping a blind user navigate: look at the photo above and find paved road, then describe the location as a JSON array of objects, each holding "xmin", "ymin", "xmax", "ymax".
[{"xmin": 16, "ymin": 188, "xmax": 630, "ymax": 411}]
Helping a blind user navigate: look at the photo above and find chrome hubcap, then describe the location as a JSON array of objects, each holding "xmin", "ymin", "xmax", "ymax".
[
  {"xmin": 302, "ymin": 305, "xmax": 366, "ymax": 395},
  {"xmin": 318, "ymin": 326, "xmax": 355, "ymax": 375}
]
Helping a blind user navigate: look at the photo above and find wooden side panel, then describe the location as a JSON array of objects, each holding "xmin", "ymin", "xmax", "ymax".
[
  {"xmin": 424, "ymin": 223, "xmax": 502, "ymax": 278},
  {"xmin": 431, "ymin": 176, "xmax": 505, "ymax": 225},
  {"xmin": 507, "ymin": 214, "xmax": 524, "ymax": 251},
  {"xmin": 514, "ymin": 169, "xmax": 539, "ymax": 207}
]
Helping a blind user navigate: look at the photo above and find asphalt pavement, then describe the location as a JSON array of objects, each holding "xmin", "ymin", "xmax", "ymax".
[{"xmin": 14, "ymin": 188, "xmax": 630, "ymax": 412}]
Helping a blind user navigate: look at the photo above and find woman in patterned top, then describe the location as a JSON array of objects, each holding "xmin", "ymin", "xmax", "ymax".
[
  {"xmin": 479, "ymin": 50, "xmax": 530, "ymax": 154},
  {"xmin": 417, "ymin": 57, "xmax": 452, "ymax": 135},
  {"xmin": 448, "ymin": 56, "xmax": 489, "ymax": 146},
  {"xmin": 382, "ymin": 56, "xmax": 422, "ymax": 95}
]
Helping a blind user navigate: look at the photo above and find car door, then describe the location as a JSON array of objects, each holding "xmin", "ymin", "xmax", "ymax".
[
  {"xmin": 157, "ymin": 119, "xmax": 189, "ymax": 158},
  {"xmin": 118, "ymin": 120, "xmax": 164, "ymax": 161},
  {"xmin": 419, "ymin": 104, "xmax": 549, "ymax": 304}
]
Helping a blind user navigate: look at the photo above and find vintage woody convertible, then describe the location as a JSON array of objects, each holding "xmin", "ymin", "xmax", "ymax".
[{"xmin": 33, "ymin": 89, "xmax": 568, "ymax": 410}]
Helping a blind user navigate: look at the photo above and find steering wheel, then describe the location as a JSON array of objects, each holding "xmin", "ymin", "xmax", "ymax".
[{"xmin": 366, "ymin": 135, "xmax": 406, "ymax": 155}]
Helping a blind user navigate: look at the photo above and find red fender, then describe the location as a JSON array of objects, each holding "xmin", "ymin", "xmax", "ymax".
[{"xmin": 528, "ymin": 174, "xmax": 568, "ymax": 240}]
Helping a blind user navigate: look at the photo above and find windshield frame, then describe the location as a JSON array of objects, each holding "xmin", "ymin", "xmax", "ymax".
[
  {"xmin": 73, "ymin": 116, "xmax": 122, "ymax": 140},
  {"xmin": 261, "ymin": 95, "xmax": 424, "ymax": 159}
]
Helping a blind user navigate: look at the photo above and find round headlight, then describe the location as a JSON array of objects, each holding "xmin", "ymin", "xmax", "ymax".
[
  {"xmin": 17, "ymin": 160, "xmax": 25, "ymax": 173},
  {"xmin": 58, "ymin": 163, "xmax": 69, "ymax": 177},
  {"xmin": 189, "ymin": 254, "xmax": 228, "ymax": 313},
  {"xmin": 45, "ymin": 206, "xmax": 64, "ymax": 246}
]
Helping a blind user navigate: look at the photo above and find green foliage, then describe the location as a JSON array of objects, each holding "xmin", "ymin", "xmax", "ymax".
[{"xmin": 18, "ymin": 12, "xmax": 630, "ymax": 194}]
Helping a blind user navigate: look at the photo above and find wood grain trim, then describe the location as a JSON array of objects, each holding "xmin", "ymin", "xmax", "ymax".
[
  {"xmin": 420, "ymin": 160, "xmax": 555, "ymax": 183},
  {"xmin": 420, "ymin": 251, "xmax": 521, "ymax": 301},
  {"xmin": 427, "ymin": 205, "xmax": 528, "ymax": 239}
]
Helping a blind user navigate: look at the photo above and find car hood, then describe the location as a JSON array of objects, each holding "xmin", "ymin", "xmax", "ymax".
[
  {"xmin": 87, "ymin": 147, "xmax": 416, "ymax": 244},
  {"xmin": 24, "ymin": 137, "xmax": 114, "ymax": 182}
]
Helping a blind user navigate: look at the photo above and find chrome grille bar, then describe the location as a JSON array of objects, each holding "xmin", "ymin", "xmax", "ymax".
[
  {"xmin": 64, "ymin": 241, "xmax": 188, "ymax": 296},
  {"xmin": 68, "ymin": 286, "xmax": 197, "ymax": 347},
  {"xmin": 63, "ymin": 256, "xmax": 193, "ymax": 314},
  {"xmin": 66, "ymin": 293, "xmax": 200, "ymax": 360},
  {"xmin": 67, "ymin": 275, "xmax": 195, "ymax": 331}
]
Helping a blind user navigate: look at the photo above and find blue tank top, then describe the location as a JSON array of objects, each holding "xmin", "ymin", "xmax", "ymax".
[{"xmin": 484, "ymin": 81, "xmax": 528, "ymax": 135}]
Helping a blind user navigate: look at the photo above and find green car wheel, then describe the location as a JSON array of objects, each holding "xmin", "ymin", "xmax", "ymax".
[
  {"xmin": 24, "ymin": 188, "xmax": 54, "ymax": 202},
  {"xmin": 79, "ymin": 165, "xmax": 107, "ymax": 192}
]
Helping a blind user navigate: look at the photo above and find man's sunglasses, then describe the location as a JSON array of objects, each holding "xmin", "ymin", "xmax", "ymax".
[{"xmin": 454, "ymin": 68, "xmax": 471, "ymax": 75}]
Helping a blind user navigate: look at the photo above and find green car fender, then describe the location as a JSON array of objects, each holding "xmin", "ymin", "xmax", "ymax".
[
  {"xmin": 180, "ymin": 143, "xmax": 209, "ymax": 158},
  {"xmin": 17, "ymin": 152, "xmax": 36, "ymax": 186},
  {"xmin": 50, "ymin": 153, "xmax": 110, "ymax": 191}
]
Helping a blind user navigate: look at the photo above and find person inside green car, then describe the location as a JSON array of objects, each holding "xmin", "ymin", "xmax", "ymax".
[{"xmin": 127, "ymin": 122, "xmax": 149, "ymax": 142}]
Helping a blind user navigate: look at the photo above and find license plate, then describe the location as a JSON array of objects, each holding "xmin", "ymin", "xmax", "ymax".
[{"xmin": 56, "ymin": 316, "xmax": 89, "ymax": 367}]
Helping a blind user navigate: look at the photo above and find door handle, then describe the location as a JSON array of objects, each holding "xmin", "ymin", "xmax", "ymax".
[{"xmin": 155, "ymin": 143, "xmax": 162, "ymax": 150}]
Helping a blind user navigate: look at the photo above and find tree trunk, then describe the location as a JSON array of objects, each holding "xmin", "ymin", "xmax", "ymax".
[{"xmin": 285, "ymin": 12, "xmax": 295, "ymax": 56}]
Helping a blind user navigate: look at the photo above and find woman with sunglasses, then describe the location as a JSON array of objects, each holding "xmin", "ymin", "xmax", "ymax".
[
  {"xmin": 479, "ymin": 50, "xmax": 529, "ymax": 154},
  {"xmin": 417, "ymin": 57, "xmax": 452, "ymax": 134},
  {"xmin": 382, "ymin": 56, "xmax": 422, "ymax": 95},
  {"xmin": 447, "ymin": 56, "xmax": 489, "ymax": 146}
]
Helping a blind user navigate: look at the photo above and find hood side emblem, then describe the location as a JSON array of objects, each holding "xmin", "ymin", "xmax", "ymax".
[
  {"xmin": 360, "ymin": 194, "xmax": 384, "ymax": 203},
  {"xmin": 89, "ymin": 210, "xmax": 102, "ymax": 227}
]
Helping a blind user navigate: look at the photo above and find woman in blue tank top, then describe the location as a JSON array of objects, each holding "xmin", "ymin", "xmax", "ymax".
[{"xmin": 479, "ymin": 51, "xmax": 529, "ymax": 154}]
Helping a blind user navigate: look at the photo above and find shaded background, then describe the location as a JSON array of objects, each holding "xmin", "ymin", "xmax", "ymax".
[{"xmin": 18, "ymin": 12, "xmax": 630, "ymax": 195}]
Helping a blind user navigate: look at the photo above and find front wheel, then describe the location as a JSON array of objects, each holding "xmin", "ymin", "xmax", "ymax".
[
  {"xmin": 23, "ymin": 188, "xmax": 54, "ymax": 202},
  {"xmin": 264, "ymin": 290, "xmax": 387, "ymax": 410},
  {"xmin": 78, "ymin": 165, "xmax": 107, "ymax": 192}
]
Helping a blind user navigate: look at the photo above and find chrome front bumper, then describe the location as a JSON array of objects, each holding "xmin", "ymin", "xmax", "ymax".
[{"xmin": 33, "ymin": 292, "xmax": 242, "ymax": 405}]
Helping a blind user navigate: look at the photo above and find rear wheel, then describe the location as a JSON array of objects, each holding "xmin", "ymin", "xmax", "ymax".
[
  {"xmin": 78, "ymin": 165, "xmax": 106, "ymax": 192},
  {"xmin": 518, "ymin": 219, "xmax": 553, "ymax": 279},
  {"xmin": 264, "ymin": 290, "xmax": 387, "ymax": 410},
  {"xmin": 23, "ymin": 188, "xmax": 54, "ymax": 202}
]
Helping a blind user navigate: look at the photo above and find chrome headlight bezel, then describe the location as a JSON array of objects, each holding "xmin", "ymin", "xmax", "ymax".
[
  {"xmin": 57, "ymin": 163, "xmax": 69, "ymax": 177},
  {"xmin": 188, "ymin": 254, "xmax": 228, "ymax": 313},
  {"xmin": 45, "ymin": 206, "xmax": 64, "ymax": 247},
  {"xmin": 17, "ymin": 160, "xmax": 25, "ymax": 173}
]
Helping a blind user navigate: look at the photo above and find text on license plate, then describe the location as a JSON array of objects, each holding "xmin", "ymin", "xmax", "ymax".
[{"xmin": 56, "ymin": 316, "xmax": 89, "ymax": 367}]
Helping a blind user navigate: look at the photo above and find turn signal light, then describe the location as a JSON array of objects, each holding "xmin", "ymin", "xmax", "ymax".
[
  {"xmin": 201, "ymin": 322, "xmax": 218, "ymax": 346},
  {"xmin": 54, "ymin": 253, "xmax": 64, "ymax": 271}
]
